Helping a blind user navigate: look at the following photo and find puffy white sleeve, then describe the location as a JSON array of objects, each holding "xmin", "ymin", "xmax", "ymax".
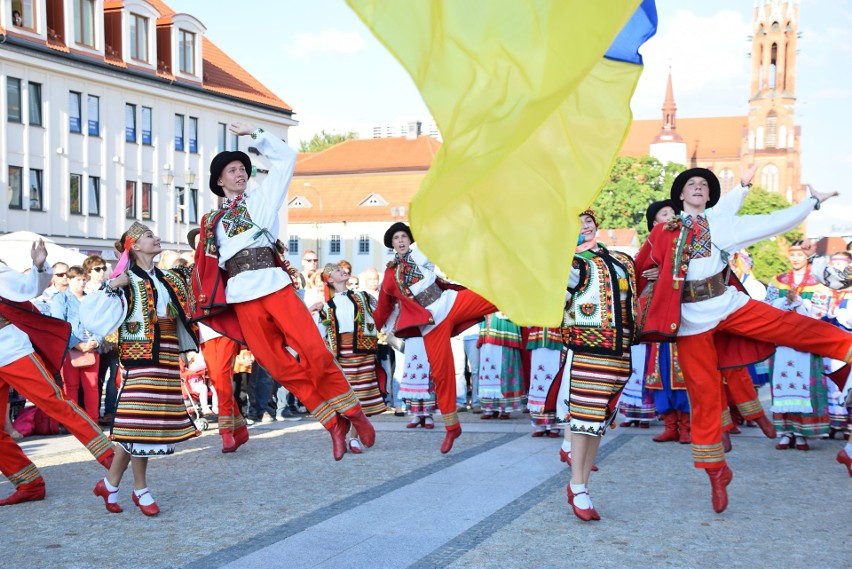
[
  {"xmin": 80, "ymin": 286, "xmax": 127, "ymax": 338},
  {"xmin": 0, "ymin": 263, "xmax": 52, "ymax": 301}
]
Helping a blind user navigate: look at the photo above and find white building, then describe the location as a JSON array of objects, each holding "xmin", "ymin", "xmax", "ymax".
[{"xmin": 1, "ymin": 0, "xmax": 295, "ymax": 259}]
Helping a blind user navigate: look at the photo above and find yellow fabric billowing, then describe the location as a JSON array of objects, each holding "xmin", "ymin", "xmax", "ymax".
[{"xmin": 348, "ymin": 0, "xmax": 643, "ymax": 326}]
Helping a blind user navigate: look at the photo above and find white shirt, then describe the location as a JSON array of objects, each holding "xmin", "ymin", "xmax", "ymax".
[
  {"xmin": 0, "ymin": 263, "xmax": 53, "ymax": 367},
  {"xmin": 407, "ymin": 247, "xmax": 457, "ymax": 335},
  {"xmin": 332, "ymin": 294, "xmax": 355, "ymax": 334},
  {"xmin": 678, "ymin": 186, "xmax": 818, "ymax": 336},
  {"xmin": 214, "ymin": 130, "xmax": 298, "ymax": 303}
]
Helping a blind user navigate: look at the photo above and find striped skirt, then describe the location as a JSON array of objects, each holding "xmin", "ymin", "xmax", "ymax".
[
  {"xmin": 338, "ymin": 333, "xmax": 387, "ymax": 416},
  {"xmin": 113, "ymin": 318, "xmax": 197, "ymax": 457}
]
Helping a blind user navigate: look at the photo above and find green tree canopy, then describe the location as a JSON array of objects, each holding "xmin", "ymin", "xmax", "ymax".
[
  {"xmin": 590, "ymin": 155, "xmax": 684, "ymax": 240},
  {"xmin": 299, "ymin": 130, "xmax": 357, "ymax": 153},
  {"xmin": 739, "ymin": 186, "xmax": 803, "ymax": 284}
]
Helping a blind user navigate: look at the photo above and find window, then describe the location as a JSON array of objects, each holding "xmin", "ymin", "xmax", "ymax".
[
  {"xmin": 188, "ymin": 188, "xmax": 198, "ymax": 224},
  {"xmin": 358, "ymin": 235, "xmax": 371, "ymax": 255},
  {"xmin": 125, "ymin": 103, "xmax": 137, "ymax": 142},
  {"xmin": 755, "ymin": 126, "xmax": 765, "ymax": 150},
  {"xmin": 125, "ymin": 180, "xmax": 137, "ymax": 218},
  {"xmin": 766, "ymin": 112, "xmax": 777, "ymax": 149},
  {"xmin": 188, "ymin": 117, "xmax": 198, "ymax": 153},
  {"xmin": 13, "ymin": 0, "xmax": 36, "ymax": 29},
  {"xmin": 74, "ymin": 0, "xmax": 95, "ymax": 47},
  {"xmin": 70, "ymin": 173, "xmax": 83, "ymax": 214},
  {"xmin": 141, "ymin": 106, "xmax": 152, "ymax": 145},
  {"xmin": 175, "ymin": 186, "xmax": 185, "ymax": 223},
  {"xmin": 87, "ymin": 95, "xmax": 99, "ymax": 135},
  {"xmin": 217, "ymin": 123, "xmax": 227, "ymax": 152},
  {"xmin": 718, "ymin": 169, "xmax": 735, "ymax": 194},
  {"xmin": 69, "ymin": 92, "xmax": 82, "ymax": 132},
  {"xmin": 141, "ymin": 182, "xmax": 152, "ymax": 220},
  {"xmin": 129, "ymin": 13, "xmax": 148, "ymax": 61},
  {"xmin": 178, "ymin": 30, "xmax": 195, "ymax": 74},
  {"xmin": 230, "ymin": 133, "xmax": 238, "ymax": 151},
  {"xmin": 175, "ymin": 114, "xmax": 184, "ymax": 151},
  {"xmin": 8, "ymin": 166, "xmax": 23, "ymax": 209},
  {"xmin": 88, "ymin": 176, "xmax": 100, "ymax": 216},
  {"xmin": 29, "ymin": 169, "xmax": 43, "ymax": 211},
  {"xmin": 28, "ymin": 82, "xmax": 42, "ymax": 126},
  {"xmin": 330, "ymin": 235, "xmax": 341, "ymax": 255},
  {"xmin": 761, "ymin": 164, "xmax": 780, "ymax": 193},
  {"xmin": 7, "ymin": 78, "xmax": 21, "ymax": 122},
  {"xmin": 288, "ymin": 236, "xmax": 299, "ymax": 255}
]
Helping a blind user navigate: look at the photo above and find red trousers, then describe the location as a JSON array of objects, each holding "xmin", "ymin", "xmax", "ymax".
[
  {"xmin": 721, "ymin": 366, "xmax": 764, "ymax": 430},
  {"xmin": 423, "ymin": 290, "xmax": 497, "ymax": 430},
  {"xmin": 1, "ymin": 353, "xmax": 113, "ymax": 487},
  {"xmin": 60, "ymin": 354, "xmax": 100, "ymax": 421},
  {"xmin": 676, "ymin": 299, "xmax": 852, "ymax": 469},
  {"xmin": 233, "ymin": 286, "xmax": 359, "ymax": 429},
  {"xmin": 200, "ymin": 336, "xmax": 244, "ymax": 435}
]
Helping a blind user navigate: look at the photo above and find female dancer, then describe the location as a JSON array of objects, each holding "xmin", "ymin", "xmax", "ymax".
[
  {"xmin": 319, "ymin": 264, "xmax": 387, "ymax": 453},
  {"xmin": 373, "ymin": 222, "xmax": 496, "ymax": 453},
  {"xmin": 554, "ymin": 210, "xmax": 636, "ymax": 521},
  {"xmin": 83, "ymin": 223, "xmax": 198, "ymax": 516}
]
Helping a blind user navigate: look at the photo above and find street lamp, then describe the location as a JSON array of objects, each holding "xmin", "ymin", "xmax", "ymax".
[{"xmin": 303, "ymin": 182, "xmax": 324, "ymax": 264}]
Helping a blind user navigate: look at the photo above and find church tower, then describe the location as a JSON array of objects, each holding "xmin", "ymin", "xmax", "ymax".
[
  {"xmin": 649, "ymin": 68, "xmax": 687, "ymax": 166},
  {"xmin": 745, "ymin": 0, "xmax": 803, "ymax": 202}
]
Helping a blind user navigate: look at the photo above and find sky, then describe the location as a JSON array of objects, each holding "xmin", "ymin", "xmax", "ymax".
[{"xmin": 170, "ymin": 0, "xmax": 852, "ymax": 235}]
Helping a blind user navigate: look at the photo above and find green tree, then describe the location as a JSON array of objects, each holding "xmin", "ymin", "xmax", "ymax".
[
  {"xmin": 299, "ymin": 130, "xmax": 357, "ymax": 153},
  {"xmin": 739, "ymin": 186, "xmax": 803, "ymax": 284},
  {"xmin": 590, "ymin": 156, "xmax": 684, "ymax": 240}
]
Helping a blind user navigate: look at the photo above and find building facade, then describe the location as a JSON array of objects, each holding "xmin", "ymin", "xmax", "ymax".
[{"xmin": 1, "ymin": 0, "xmax": 295, "ymax": 258}]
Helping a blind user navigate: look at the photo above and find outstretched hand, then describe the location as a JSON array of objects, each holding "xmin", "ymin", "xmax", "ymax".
[
  {"xmin": 229, "ymin": 122, "xmax": 255, "ymax": 137},
  {"xmin": 740, "ymin": 163, "xmax": 758, "ymax": 187},
  {"xmin": 31, "ymin": 239, "xmax": 48, "ymax": 269},
  {"xmin": 811, "ymin": 186, "xmax": 839, "ymax": 204}
]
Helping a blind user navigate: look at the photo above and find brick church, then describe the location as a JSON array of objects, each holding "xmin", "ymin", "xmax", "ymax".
[{"xmin": 620, "ymin": 0, "xmax": 804, "ymax": 204}]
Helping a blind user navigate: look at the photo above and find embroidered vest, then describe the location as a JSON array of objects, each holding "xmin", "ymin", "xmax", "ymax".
[{"xmin": 321, "ymin": 291, "xmax": 378, "ymax": 355}]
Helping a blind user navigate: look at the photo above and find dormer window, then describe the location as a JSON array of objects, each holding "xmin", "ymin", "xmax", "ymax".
[
  {"xmin": 74, "ymin": 0, "xmax": 96, "ymax": 47},
  {"xmin": 288, "ymin": 196, "xmax": 313, "ymax": 208},
  {"xmin": 178, "ymin": 29, "xmax": 196, "ymax": 75},
  {"xmin": 359, "ymin": 193, "xmax": 388, "ymax": 206},
  {"xmin": 130, "ymin": 13, "xmax": 148, "ymax": 61},
  {"xmin": 11, "ymin": 0, "xmax": 35, "ymax": 30}
]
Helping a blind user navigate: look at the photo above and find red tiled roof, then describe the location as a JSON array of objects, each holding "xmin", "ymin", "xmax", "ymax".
[
  {"xmin": 295, "ymin": 136, "xmax": 441, "ymax": 175},
  {"xmin": 621, "ymin": 116, "xmax": 746, "ymax": 161}
]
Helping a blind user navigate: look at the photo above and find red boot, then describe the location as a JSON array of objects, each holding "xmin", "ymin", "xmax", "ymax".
[
  {"xmin": 652, "ymin": 411, "xmax": 679, "ymax": 443},
  {"xmin": 440, "ymin": 426, "xmax": 462, "ymax": 454},
  {"xmin": 836, "ymin": 449, "xmax": 852, "ymax": 478},
  {"xmin": 706, "ymin": 465, "xmax": 733, "ymax": 513},
  {"xmin": 347, "ymin": 410, "xmax": 376, "ymax": 447},
  {"xmin": 677, "ymin": 410, "xmax": 691, "ymax": 444},
  {"xmin": 330, "ymin": 416, "xmax": 350, "ymax": 461},
  {"xmin": 0, "ymin": 477, "xmax": 46, "ymax": 506}
]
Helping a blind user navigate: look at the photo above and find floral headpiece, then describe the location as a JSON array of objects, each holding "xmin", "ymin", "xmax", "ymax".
[
  {"xmin": 580, "ymin": 209, "xmax": 598, "ymax": 226},
  {"xmin": 111, "ymin": 222, "xmax": 151, "ymax": 278}
]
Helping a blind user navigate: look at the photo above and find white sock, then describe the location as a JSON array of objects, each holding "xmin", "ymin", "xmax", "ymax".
[
  {"xmin": 569, "ymin": 482, "xmax": 591, "ymax": 509},
  {"xmin": 103, "ymin": 478, "xmax": 119, "ymax": 504},
  {"xmin": 134, "ymin": 487, "xmax": 155, "ymax": 506},
  {"xmin": 779, "ymin": 434, "xmax": 792, "ymax": 444},
  {"xmin": 844, "ymin": 443, "xmax": 852, "ymax": 455},
  {"xmin": 562, "ymin": 440, "xmax": 572, "ymax": 452},
  {"xmin": 424, "ymin": 416, "xmax": 434, "ymax": 426},
  {"xmin": 535, "ymin": 425, "xmax": 546, "ymax": 433},
  {"xmin": 795, "ymin": 436, "xmax": 807, "ymax": 445}
]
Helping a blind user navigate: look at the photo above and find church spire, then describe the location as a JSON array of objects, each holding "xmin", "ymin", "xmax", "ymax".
[{"xmin": 662, "ymin": 66, "xmax": 677, "ymax": 130}]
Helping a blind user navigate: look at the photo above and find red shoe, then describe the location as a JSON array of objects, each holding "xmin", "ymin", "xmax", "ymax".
[
  {"xmin": 223, "ymin": 427, "xmax": 250, "ymax": 453},
  {"xmin": 406, "ymin": 417, "xmax": 421, "ymax": 429},
  {"xmin": 348, "ymin": 439, "xmax": 363, "ymax": 454},
  {"xmin": 480, "ymin": 412, "xmax": 495, "ymax": 420},
  {"xmin": 653, "ymin": 411, "xmax": 679, "ymax": 443},
  {"xmin": 131, "ymin": 490, "xmax": 160, "ymax": 516},
  {"xmin": 836, "ymin": 449, "xmax": 852, "ymax": 477},
  {"xmin": 330, "ymin": 416, "xmax": 350, "ymax": 461},
  {"xmin": 566, "ymin": 486, "xmax": 594, "ymax": 522},
  {"xmin": 531, "ymin": 429, "xmax": 546, "ymax": 437},
  {"xmin": 93, "ymin": 479, "xmax": 123, "ymax": 513},
  {"xmin": 422, "ymin": 417, "xmax": 435, "ymax": 430},
  {"xmin": 0, "ymin": 477, "xmax": 46, "ymax": 506},
  {"xmin": 638, "ymin": 422, "xmax": 650, "ymax": 429},
  {"xmin": 753, "ymin": 415, "xmax": 777, "ymax": 439},
  {"xmin": 795, "ymin": 439, "xmax": 810, "ymax": 451},
  {"xmin": 590, "ymin": 507, "xmax": 601, "ymax": 521},
  {"xmin": 498, "ymin": 412, "xmax": 510, "ymax": 420},
  {"xmin": 775, "ymin": 435, "xmax": 792, "ymax": 450},
  {"xmin": 547, "ymin": 429, "xmax": 562, "ymax": 438},
  {"xmin": 347, "ymin": 411, "xmax": 376, "ymax": 448},
  {"xmin": 706, "ymin": 465, "xmax": 733, "ymax": 513},
  {"xmin": 440, "ymin": 427, "xmax": 462, "ymax": 454},
  {"xmin": 619, "ymin": 421, "xmax": 634, "ymax": 428}
]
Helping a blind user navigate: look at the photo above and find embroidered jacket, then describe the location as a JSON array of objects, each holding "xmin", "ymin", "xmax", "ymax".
[
  {"xmin": 562, "ymin": 245, "xmax": 637, "ymax": 356},
  {"xmin": 320, "ymin": 290, "xmax": 378, "ymax": 355},
  {"xmin": 118, "ymin": 265, "xmax": 198, "ymax": 367}
]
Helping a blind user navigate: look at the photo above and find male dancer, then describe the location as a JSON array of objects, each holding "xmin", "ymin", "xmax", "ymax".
[
  {"xmin": 635, "ymin": 167, "xmax": 850, "ymax": 513},
  {"xmin": 0, "ymin": 240, "xmax": 114, "ymax": 505},
  {"xmin": 191, "ymin": 123, "xmax": 374, "ymax": 460}
]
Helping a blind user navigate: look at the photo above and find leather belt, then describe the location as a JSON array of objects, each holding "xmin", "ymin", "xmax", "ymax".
[
  {"xmin": 225, "ymin": 247, "xmax": 277, "ymax": 278},
  {"xmin": 414, "ymin": 282, "xmax": 443, "ymax": 307},
  {"xmin": 682, "ymin": 271, "xmax": 728, "ymax": 304}
]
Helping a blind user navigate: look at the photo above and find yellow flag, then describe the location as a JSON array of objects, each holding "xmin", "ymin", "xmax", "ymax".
[{"xmin": 349, "ymin": 0, "xmax": 655, "ymax": 326}]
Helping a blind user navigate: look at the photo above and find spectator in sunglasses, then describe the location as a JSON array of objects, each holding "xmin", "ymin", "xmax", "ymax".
[
  {"xmin": 32, "ymin": 262, "xmax": 70, "ymax": 315},
  {"xmin": 83, "ymin": 255, "xmax": 109, "ymax": 293},
  {"xmin": 82, "ymin": 255, "xmax": 119, "ymax": 426}
]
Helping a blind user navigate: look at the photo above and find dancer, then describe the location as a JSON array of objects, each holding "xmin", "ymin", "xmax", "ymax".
[
  {"xmin": 477, "ymin": 312, "xmax": 524, "ymax": 420},
  {"xmin": 190, "ymin": 122, "xmax": 374, "ymax": 461},
  {"xmin": 319, "ymin": 263, "xmax": 387, "ymax": 453},
  {"xmin": 84, "ymin": 223, "xmax": 199, "ymax": 516},
  {"xmin": 525, "ymin": 326, "xmax": 564, "ymax": 437},
  {"xmin": 374, "ymin": 222, "xmax": 496, "ymax": 453},
  {"xmin": 635, "ymin": 166, "xmax": 851, "ymax": 513},
  {"xmin": 553, "ymin": 210, "xmax": 636, "ymax": 522},
  {"xmin": 0, "ymin": 242, "xmax": 114, "ymax": 506}
]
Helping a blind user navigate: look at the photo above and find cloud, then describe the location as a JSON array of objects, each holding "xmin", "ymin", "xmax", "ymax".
[
  {"xmin": 286, "ymin": 29, "xmax": 366, "ymax": 59},
  {"xmin": 632, "ymin": 9, "xmax": 750, "ymax": 118}
]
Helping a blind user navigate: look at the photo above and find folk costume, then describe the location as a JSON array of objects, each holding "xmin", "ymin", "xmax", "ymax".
[
  {"xmin": 191, "ymin": 127, "xmax": 374, "ymax": 461},
  {"xmin": 477, "ymin": 313, "xmax": 525, "ymax": 418},
  {"xmin": 0, "ymin": 262, "xmax": 114, "ymax": 506},
  {"xmin": 634, "ymin": 168, "xmax": 852, "ymax": 513},
  {"xmin": 645, "ymin": 341, "xmax": 691, "ymax": 443},
  {"xmin": 525, "ymin": 326, "xmax": 564, "ymax": 437},
  {"xmin": 373, "ymin": 222, "xmax": 496, "ymax": 453},
  {"xmin": 398, "ymin": 336, "xmax": 437, "ymax": 425},
  {"xmin": 618, "ymin": 344, "xmax": 656, "ymax": 427}
]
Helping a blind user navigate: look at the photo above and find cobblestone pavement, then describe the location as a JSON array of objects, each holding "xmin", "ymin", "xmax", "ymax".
[{"xmin": 1, "ymin": 408, "xmax": 849, "ymax": 569}]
